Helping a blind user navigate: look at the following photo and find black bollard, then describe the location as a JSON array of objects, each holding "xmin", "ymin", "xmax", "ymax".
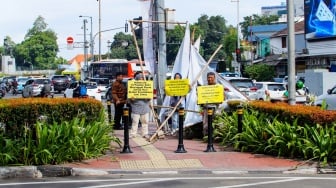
[
  {"xmin": 204, "ymin": 107, "xmax": 216, "ymax": 152},
  {"xmin": 237, "ymin": 105, "xmax": 243, "ymax": 133},
  {"xmin": 106, "ymin": 100, "xmax": 112, "ymax": 123},
  {"xmin": 175, "ymin": 107, "xmax": 187, "ymax": 153},
  {"xmin": 121, "ymin": 106, "xmax": 132, "ymax": 153}
]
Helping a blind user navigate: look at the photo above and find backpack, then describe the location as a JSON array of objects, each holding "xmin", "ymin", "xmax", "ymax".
[{"xmin": 79, "ymin": 85, "xmax": 87, "ymax": 96}]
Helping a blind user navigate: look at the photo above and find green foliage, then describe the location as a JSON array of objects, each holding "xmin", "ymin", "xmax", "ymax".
[
  {"xmin": 213, "ymin": 111, "xmax": 238, "ymax": 146},
  {"xmin": 0, "ymin": 98, "xmax": 104, "ymax": 138},
  {"xmin": 8, "ymin": 15, "xmax": 60, "ymax": 70},
  {"xmin": 244, "ymin": 63, "xmax": 275, "ymax": 81},
  {"xmin": 301, "ymin": 124, "xmax": 336, "ymax": 164},
  {"xmin": 166, "ymin": 25, "xmax": 186, "ymax": 65},
  {"xmin": 214, "ymin": 106, "xmax": 336, "ymax": 164},
  {"xmin": 234, "ymin": 110, "xmax": 269, "ymax": 153},
  {"xmin": 109, "ymin": 32, "xmax": 140, "ymax": 60},
  {"xmin": 264, "ymin": 119, "xmax": 304, "ymax": 158},
  {"xmin": 0, "ymin": 110, "xmax": 119, "ymax": 166},
  {"xmin": 240, "ymin": 14, "xmax": 280, "ymax": 39}
]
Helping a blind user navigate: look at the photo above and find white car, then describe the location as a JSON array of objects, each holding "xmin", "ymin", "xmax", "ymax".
[
  {"xmin": 64, "ymin": 82, "xmax": 102, "ymax": 101},
  {"xmin": 255, "ymin": 82, "xmax": 286, "ymax": 101},
  {"xmin": 87, "ymin": 77, "xmax": 110, "ymax": 99},
  {"xmin": 314, "ymin": 86, "xmax": 336, "ymax": 110},
  {"xmin": 225, "ymin": 77, "xmax": 258, "ymax": 100}
]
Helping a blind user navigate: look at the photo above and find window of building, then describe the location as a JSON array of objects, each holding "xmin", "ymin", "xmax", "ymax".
[{"xmin": 281, "ymin": 37, "xmax": 287, "ymax": 48}]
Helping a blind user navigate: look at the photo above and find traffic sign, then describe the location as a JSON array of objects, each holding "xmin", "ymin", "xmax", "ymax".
[{"xmin": 66, "ymin": 36, "xmax": 74, "ymax": 44}]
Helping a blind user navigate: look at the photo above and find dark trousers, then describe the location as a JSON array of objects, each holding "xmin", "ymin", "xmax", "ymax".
[{"xmin": 114, "ymin": 103, "xmax": 124, "ymax": 129}]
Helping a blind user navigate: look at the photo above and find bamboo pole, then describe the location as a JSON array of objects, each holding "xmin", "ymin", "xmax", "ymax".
[{"xmin": 149, "ymin": 44, "xmax": 223, "ymax": 142}]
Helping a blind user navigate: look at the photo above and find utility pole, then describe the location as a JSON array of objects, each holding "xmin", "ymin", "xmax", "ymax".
[
  {"xmin": 83, "ymin": 19, "xmax": 88, "ymax": 80},
  {"xmin": 155, "ymin": 0, "xmax": 168, "ymax": 106},
  {"xmin": 287, "ymin": 0, "xmax": 296, "ymax": 105},
  {"xmin": 79, "ymin": 15, "xmax": 93, "ymax": 62},
  {"xmin": 98, "ymin": 0, "xmax": 102, "ymax": 61}
]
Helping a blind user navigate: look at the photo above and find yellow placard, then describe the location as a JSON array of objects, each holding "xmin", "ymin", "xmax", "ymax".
[
  {"xmin": 197, "ymin": 84, "xmax": 224, "ymax": 105},
  {"xmin": 127, "ymin": 80, "xmax": 153, "ymax": 99},
  {"xmin": 164, "ymin": 79, "xmax": 190, "ymax": 96}
]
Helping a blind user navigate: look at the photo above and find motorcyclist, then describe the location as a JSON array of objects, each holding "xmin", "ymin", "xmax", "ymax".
[
  {"xmin": 11, "ymin": 79, "xmax": 18, "ymax": 95},
  {"xmin": 73, "ymin": 80, "xmax": 87, "ymax": 98},
  {"xmin": 41, "ymin": 80, "xmax": 52, "ymax": 97}
]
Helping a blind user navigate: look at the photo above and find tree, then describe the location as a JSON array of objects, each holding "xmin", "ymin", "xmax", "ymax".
[
  {"xmin": 25, "ymin": 16, "xmax": 48, "ymax": 39},
  {"xmin": 244, "ymin": 64, "xmax": 275, "ymax": 81},
  {"xmin": 223, "ymin": 26, "xmax": 238, "ymax": 71},
  {"xmin": 196, "ymin": 15, "xmax": 228, "ymax": 61},
  {"xmin": 165, "ymin": 15, "xmax": 229, "ymax": 66},
  {"xmin": 109, "ymin": 32, "xmax": 140, "ymax": 60},
  {"xmin": 240, "ymin": 14, "xmax": 279, "ymax": 40},
  {"xmin": 14, "ymin": 16, "xmax": 59, "ymax": 69},
  {"xmin": 2, "ymin": 36, "xmax": 16, "ymax": 56},
  {"xmin": 166, "ymin": 25, "xmax": 186, "ymax": 65}
]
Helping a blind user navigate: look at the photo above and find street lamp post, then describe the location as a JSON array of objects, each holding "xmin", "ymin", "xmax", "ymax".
[
  {"xmin": 97, "ymin": 0, "xmax": 102, "ymax": 61},
  {"xmin": 91, "ymin": 27, "xmax": 125, "ymax": 60},
  {"xmin": 79, "ymin": 15, "xmax": 93, "ymax": 62},
  {"xmin": 82, "ymin": 19, "xmax": 89, "ymax": 79}
]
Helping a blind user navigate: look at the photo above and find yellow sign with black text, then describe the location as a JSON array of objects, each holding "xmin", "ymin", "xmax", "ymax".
[
  {"xmin": 164, "ymin": 79, "xmax": 190, "ymax": 96},
  {"xmin": 127, "ymin": 80, "xmax": 153, "ymax": 99},
  {"xmin": 197, "ymin": 84, "xmax": 224, "ymax": 104}
]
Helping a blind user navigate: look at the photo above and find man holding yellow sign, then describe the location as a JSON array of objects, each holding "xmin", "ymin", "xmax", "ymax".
[{"xmin": 197, "ymin": 72, "xmax": 224, "ymax": 136}]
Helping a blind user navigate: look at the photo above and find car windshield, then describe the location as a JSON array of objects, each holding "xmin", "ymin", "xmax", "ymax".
[
  {"xmin": 18, "ymin": 77, "xmax": 29, "ymax": 84},
  {"xmin": 35, "ymin": 79, "xmax": 50, "ymax": 84},
  {"xmin": 230, "ymin": 80, "xmax": 254, "ymax": 88},
  {"xmin": 220, "ymin": 72, "xmax": 239, "ymax": 77},
  {"xmin": 52, "ymin": 76, "xmax": 68, "ymax": 80},
  {"xmin": 89, "ymin": 78, "xmax": 109, "ymax": 85},
  {"xmin": 268, "ymin": 84, "xmax": 286, "ymax": 91}
]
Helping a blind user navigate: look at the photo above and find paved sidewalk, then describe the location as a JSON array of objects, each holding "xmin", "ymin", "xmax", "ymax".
[
  {"xmin": 62, "ymin": 129, "xmax": 315, "ymax": 173},
  {"xmin": 1, "ymin": 124, "xmax": 334, "ymax": 179}
]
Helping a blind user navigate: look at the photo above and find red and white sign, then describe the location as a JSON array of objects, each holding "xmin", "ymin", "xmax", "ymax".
[{"xmin": 66, "ymin": 36, "xmax": 74, "ymax": 44}]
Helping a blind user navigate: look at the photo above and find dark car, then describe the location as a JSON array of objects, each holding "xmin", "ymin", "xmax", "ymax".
[{"xmin": 51, "ymin": 75, "xmax": 70, "ymax": 93}]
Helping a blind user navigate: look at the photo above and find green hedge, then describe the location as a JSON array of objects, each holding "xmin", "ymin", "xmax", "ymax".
[{"xmin": 0, "ymin": 98, "xmax": 104, "ymax": 138}]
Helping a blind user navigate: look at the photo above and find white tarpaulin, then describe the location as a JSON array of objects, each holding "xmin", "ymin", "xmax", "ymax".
[
  {"xmin": 159, "ymin": 24, "xmax": 248, "ymax": 128},
  {"xmin": 139, "ymin": 0, "xmax": 155, "ymax": 75}
]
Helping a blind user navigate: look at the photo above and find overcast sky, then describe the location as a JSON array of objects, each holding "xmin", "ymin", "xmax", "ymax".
[{"xmin": 0, "ymin": 0, "xmax": 285, "ymax": 60}]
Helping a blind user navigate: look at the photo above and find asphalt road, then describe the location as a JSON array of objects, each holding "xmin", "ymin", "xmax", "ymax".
[{"xmin": 0, "ymin": 174, "xmax": 336, "ymax": 188}]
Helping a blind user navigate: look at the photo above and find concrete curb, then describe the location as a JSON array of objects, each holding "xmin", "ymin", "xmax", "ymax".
[{"xmin": 1, "ymin": 166, "xmax": 336, "ymax": 179}]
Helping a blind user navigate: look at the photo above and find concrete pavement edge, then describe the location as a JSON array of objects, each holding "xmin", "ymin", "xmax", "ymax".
[{"xmin": 1, "ymin": 165, "xmax": 336, "ymax": 179}]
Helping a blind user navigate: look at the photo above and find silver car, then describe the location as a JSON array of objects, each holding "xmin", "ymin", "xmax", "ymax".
[
  {"xmin": 314, "ymin": 86, "xmax": 336, "ymax": 110},
  {"xmin": 22, "ymin": 78, "xmax": 53, "ymax": 98},
  {"xmin": 225, "ymin": 77, "xmax": 258, "ymax": 100}
]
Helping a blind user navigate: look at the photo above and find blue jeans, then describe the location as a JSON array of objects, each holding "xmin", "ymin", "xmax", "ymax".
[{"xmin": 171, "ymin": 111, "xmax": 179, "ymax": 130}]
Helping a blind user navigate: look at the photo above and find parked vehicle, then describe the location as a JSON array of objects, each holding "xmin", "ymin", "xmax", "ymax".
[
  {"xmin": 16, "ymin": 77, "xmax": 30, "ymax": 94},
  {"xmin": 255, "ymin": 82, "xmax": 286, "ymax": 101},
  {"xmin": 314, "ymin": 85, "xmax": 336, "ymax": 110},
  {"xmin": 225, "ymin": 77, "xmax": 258, "ymax": 100},
  {"xmin": 87, "ymin": 77, "xmax": 110, "ymax": 99},
  {"xmin": 64, "ymin": 81, "xmax": 102, "ymax": 101},
  {"xmin": 51, "ymin": 75, "xmax": 70, "ymax": 93},
  {"xmin": 219, "ymin": 72, "xmax": 240, "ymax": 78},
  {"xmin": 22, "ymin": 78, "xmax": 53, "ymax": 98}
]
